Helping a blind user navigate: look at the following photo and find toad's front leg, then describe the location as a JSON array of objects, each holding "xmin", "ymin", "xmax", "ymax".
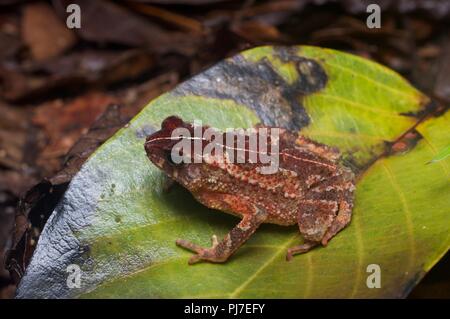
[{"xmin": 176, "ymin": 207, "xmax": 267, "ymax": 264}]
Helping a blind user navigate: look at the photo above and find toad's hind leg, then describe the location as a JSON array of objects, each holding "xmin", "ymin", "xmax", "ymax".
[
  {"xmin": 176, "ymin": 193, "xmax": 268, "ymax": 264},
  {"xmin": 177, "ymin": 208, "xmax": 267, "ymax": 264},
  {"xmin": 321, "ymin": 200, "xmax": 353, "ymax": 246},
  {"xmin": 286, "ymin": 200, "xmax": 338, "ymax": 261}
]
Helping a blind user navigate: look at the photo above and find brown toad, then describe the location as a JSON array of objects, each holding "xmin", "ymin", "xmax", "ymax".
[{"xmin": 145, "ymin": 116, "xmax": 355, "ymax": 264}]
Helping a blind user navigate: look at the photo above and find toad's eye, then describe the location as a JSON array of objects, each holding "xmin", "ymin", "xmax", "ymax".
[{"xmin": 166, "ymin": 152, "xmax": 183, "ymax": 166}]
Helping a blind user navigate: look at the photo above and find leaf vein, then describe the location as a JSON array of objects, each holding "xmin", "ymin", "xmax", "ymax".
[
  {"xmin": 325, "ymin": 61, "xmax": 419, "ymax": 101},
  {"xmin": 228, "ymin": 234, "xmax": 299, "ymax": 298}
]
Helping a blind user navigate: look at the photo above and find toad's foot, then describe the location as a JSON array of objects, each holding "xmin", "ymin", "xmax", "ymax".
[
  {"xmin": 286, "ymin": 241, "xmax": 318, "ymax": 261},
  {"xmin": 176, "ymin": 235, "xmax": 223, "ymax": 264}
]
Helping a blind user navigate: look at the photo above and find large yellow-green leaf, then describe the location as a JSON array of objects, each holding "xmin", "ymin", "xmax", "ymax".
[{"xmin": 16, "ymin": 46, "xmax": 449, "ymax": 298}]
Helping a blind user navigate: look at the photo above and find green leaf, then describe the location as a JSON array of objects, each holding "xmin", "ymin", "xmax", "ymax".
[{"xmin": 16, "ymin": 46, "xmax": 449, "ymax": 298}]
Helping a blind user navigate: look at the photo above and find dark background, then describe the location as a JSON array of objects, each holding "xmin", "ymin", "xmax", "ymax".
[{"xmin": 0, "ymin": 0, "xmax": 449, "ymax": 299}]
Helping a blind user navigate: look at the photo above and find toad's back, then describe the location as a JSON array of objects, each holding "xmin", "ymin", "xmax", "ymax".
[{"xmin": 183, "ymin": 129, "xmax": 354, "ymax": 226}]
